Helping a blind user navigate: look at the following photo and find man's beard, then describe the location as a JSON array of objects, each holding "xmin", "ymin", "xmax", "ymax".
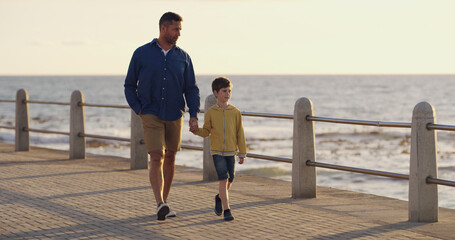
[{"xmin": 165, "ymin": 35, "xmax": 178, "ymax": 45}]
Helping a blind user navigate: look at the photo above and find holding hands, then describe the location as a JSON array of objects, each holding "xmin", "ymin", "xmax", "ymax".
[{"xmin": 189, "ymin": 117, "xmax": 198, "ymax": 133}]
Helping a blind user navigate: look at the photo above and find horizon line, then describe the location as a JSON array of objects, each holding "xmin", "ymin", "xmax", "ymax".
[{"xmin": 1, "ymin": 73, "xmax": 455, "ymax": 77}]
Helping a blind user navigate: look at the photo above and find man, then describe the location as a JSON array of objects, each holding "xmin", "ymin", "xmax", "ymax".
[{"xmin": 124, "ymin": 12, "xmax": 200, "ymax": 221}]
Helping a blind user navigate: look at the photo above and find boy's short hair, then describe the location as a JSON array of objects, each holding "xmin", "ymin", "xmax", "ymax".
[
  {"xmin": 212, "ymin": 77, "xmax": 233, "ymax": 92},
  {"xmin": 159, "ymin": 12, "xmax": 183, "ymax": 28}
]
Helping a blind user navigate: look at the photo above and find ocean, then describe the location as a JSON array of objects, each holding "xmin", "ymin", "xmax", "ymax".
[{"xmin": 1, "ymin": 75, "xmax": 455, "ymax": 209}]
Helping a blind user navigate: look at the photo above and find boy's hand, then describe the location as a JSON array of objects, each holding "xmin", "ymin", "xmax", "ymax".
[{"xmin": 238, "ymin": 157, "xmax": 245, "ymax": 164}]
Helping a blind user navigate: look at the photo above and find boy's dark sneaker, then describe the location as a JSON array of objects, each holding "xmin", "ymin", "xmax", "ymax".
[
  {"xmin": 215, "ymin": 194, "xmax": 222, "ymax": 216},
  {"xmin": 156, "ymin": 202, "xmax": 170, "ymax": 221},
  {"xmin": 224, "ymin": 209, "xmax": 234, "ymax": 221}
]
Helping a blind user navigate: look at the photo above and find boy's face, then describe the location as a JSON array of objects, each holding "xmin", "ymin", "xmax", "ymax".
[{"xmin": 214, "ymin": 86, "xmax": 231, "ymax": 104}]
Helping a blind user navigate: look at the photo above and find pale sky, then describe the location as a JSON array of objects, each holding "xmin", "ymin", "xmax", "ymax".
[{"xmin": 0, "ymin": 0, "xmax": 454, "ymax": 75}]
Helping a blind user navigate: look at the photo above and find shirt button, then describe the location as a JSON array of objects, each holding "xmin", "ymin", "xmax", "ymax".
[
  {"xmin": 164, "ymin": 68, "xmax": 167, "ymax": 71},
  {"xmin": 164, "ymin": 78, "xmax": 166, "ymax": 80}
]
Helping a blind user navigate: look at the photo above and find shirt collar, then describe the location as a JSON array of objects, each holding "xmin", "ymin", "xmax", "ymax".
[{"xmin": 151, "ymin": 38, "xmax": 178, "ymax": 51}]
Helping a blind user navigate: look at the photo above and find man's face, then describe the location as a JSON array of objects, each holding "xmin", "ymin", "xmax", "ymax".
[{"xmin": 162, "ymin": 20, "xmax": 181, "ymax": 45}]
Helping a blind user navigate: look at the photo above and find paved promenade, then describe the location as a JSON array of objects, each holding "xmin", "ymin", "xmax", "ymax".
[{"xmin": 1, "ymin": 142, "xmax": 455, "ymax": 239}]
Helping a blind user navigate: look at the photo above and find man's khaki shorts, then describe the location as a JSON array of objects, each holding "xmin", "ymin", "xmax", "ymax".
[{"xmin": 140, "ymin": 114, "xmax": 183, "ymax": 153}]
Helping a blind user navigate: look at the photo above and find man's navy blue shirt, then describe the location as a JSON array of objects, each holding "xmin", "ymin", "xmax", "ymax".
[{"xmin": 124, "ymin": 39, "xmax": 200, "ymax": 121}]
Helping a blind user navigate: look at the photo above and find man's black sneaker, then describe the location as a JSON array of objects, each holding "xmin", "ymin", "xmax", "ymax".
[
  {"xmin": 224, "ymin": 209, "xmax": 234, "ymax": 221},
  {"xmin": 156, "ymin": 202, "xmax": 170, "ymax": 221},
  {"xmin": 215, "ymin": 194, "xmax": 223, "ymax": 216}
]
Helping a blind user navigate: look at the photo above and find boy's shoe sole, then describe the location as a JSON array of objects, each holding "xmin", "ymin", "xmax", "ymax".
[
  {"xmin": 157, "ymin": 203, "xmax": 170, "ymax": 221},
  {"xmin": 215, "ymin": 194, "xmax": 222, "ymax": 216}
]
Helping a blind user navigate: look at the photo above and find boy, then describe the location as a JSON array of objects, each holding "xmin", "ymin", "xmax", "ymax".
[{"xmin": 192, "ymin": 77, "xmax": 246, "ymax": 221}]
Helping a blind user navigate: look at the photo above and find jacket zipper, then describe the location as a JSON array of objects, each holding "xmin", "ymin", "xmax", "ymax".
[{"xmin": 222, "ymin": 108, "xmax": 226, "ymax": 155}]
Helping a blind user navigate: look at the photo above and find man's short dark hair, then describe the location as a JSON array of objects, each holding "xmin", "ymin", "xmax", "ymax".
[
  {"xmin": 159, "ymin": 12, "xmax": 183, "ymax": 28},
  {"xmin": 212, "ymin": 77, "xmax": 232, "ymax": 92}
]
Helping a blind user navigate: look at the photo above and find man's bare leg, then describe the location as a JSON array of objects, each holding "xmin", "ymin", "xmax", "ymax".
[
  {"xmin": 149, "ymin": 150, "xmax": 165, "ymax": 204},
  {"xmin": 163, "ymin": 150, "xmax": 176, "ymax": 202}
]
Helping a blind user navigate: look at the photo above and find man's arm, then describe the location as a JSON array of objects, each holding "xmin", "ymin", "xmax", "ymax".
[
  {"xmin": 124, "ymin": 51, "xmax": 142, "ymax": 114},
  {"xmin": 183, "ymin": 55, "xmax": 200, "ymax": 119},
  {"xmin": 183, "ymin": 55, "xmax": 200, "ymax": 133}
]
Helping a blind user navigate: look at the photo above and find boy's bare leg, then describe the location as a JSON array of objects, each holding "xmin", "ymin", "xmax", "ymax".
[
  {"xmin": 149, "ymin": 150, "xmax": 165, "ymax": 204},
  {"xmin": 219, "ymin": 179, "xmax": 230, "ymax": 210},
  {"xmin": 163, "ymin": 150, "xmax": 176, "ymax": 202}
]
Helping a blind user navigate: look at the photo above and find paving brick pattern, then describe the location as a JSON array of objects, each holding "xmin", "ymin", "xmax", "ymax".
[{"xmin": 1, "ymin": 142, "xmax": 455, "ymax": 239}]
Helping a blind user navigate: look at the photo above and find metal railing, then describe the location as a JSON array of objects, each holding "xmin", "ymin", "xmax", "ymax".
[
  {"xmin": 25, "ymin": 100, "xmax": 70, "ymax": 106},
  {"xmin": 2, "ymin": 90, "xmax": 455, "ymax": 222},
  {"xmin": 0, "ymin": 95, "xmax": 292, "ymax": 164},
  {"xmin": 307, "ymin": 116, "xmax": 412, "ymax": 128},
  {"xmin": 2, "ymin": 96, "xmax": 455, "ymax": 180},
  {"xmin": 305, "ymin": 115, "xmax": 455, "ymax": 188},
  {"xmin": 427, "ymin": 123, "xmax": 455, "ymax": 131},
  {"xmin": 24, "ymin": 127, "xmax": 70, "ymax": 136}
]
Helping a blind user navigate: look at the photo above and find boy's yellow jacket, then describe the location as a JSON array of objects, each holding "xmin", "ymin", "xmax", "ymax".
[{"xmin": 194, "ymin": 104, "xmax": 246, "ymax": 157}]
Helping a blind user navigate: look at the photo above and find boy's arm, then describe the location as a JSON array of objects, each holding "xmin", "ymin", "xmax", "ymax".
[
  {"xmin": 236, "ymin": 111, "xmax": 247, "ymax": 158},
  {"xmin": 193, "ymin": 111, "xmax": 211, "ymax": 138}
]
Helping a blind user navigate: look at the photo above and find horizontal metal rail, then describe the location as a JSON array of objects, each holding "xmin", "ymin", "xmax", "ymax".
[
  {"xmin": 306, "ymin": 160, "xmax": 409, "ymax": 180},
  {"xmin": 242, "ymin": 112, "xmax": 293, "ymax": 120},
  {"xmin": 427, "ymin": 177, "xmax": 455, "ymax": 187},
  {"xmin": 22, "ymin": 127, "xmax": 139, "ymax": 144},
  {"xmin": 24, "ymin": 127, "xmax": 70, "ymax": 136},
  {"xmin": 0, "ymin": 99, "xmax": 15, "ymax": 103},
  {"xmin": 427, "ymin": 123, "xmax": 455, "ymax": 131},
  {"xmin": 80, "ymin": 102, "xmax": 130, "ymax": 109},
  {"xmin": 307, "ymin": 116, "xmax": 412, "ymax": 128},
  {"xmin": 78, "ymin": 133, "xmax": 130, "ymax": 142},
  {"xmin": 25, "ymin": 100, "xmax": 70, "ymax": 106},
  {"xmin": 246, "ymin": 153, "xmax": 292, "ymax": 163},
  {"xmin": 180, "ymin": 144, "xmax": 292, "ymax": 163},
  {"xmin": 0, "ymin": 125, "xmax": 15, "ymax": 130},
  {"xmin": 181, "ymin": 144, "xmax": 203, "ymax": 151}
]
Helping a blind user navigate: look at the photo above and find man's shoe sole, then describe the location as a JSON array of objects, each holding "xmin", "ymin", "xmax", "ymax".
[
  {"xmin": 167, "ymin": 210, "xmax": 177, "ymax": 218},
  {"xmin": 157, "ymin": 204, "xmax": 170, "ymax": 221}
]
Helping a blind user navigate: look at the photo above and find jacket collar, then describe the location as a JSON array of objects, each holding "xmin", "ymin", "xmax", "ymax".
[{"xmin": 214, "ymin": 104, "xmax": 234, "ymax": 111}]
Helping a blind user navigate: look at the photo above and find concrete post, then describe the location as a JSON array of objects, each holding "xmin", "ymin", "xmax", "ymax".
[
  {"xmin": 203, "ymin": 94, "xmax": 218, "ymax": 181},
  {"xmin": 130, "ymin": 110, "xmax": 148, "ymax": 169},
  {"xmin": 70, "ymin": 90, "xmax": 86, "ymax": 160},
  {"xmin": 292, "ymin": 97, "xmax": 316, "ymax": 198},
  {"xmin": 15, "ymin": 89, "xmax": 29, "ymax": 151},
  {"xmin": 409, "ymin": 101, "xmax": 438, "ymax": 222}
]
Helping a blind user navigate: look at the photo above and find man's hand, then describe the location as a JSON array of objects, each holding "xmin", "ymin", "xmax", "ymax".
[{"xmin": 189, "ymin": 117, "xmax": 198, "ymax": 133}]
